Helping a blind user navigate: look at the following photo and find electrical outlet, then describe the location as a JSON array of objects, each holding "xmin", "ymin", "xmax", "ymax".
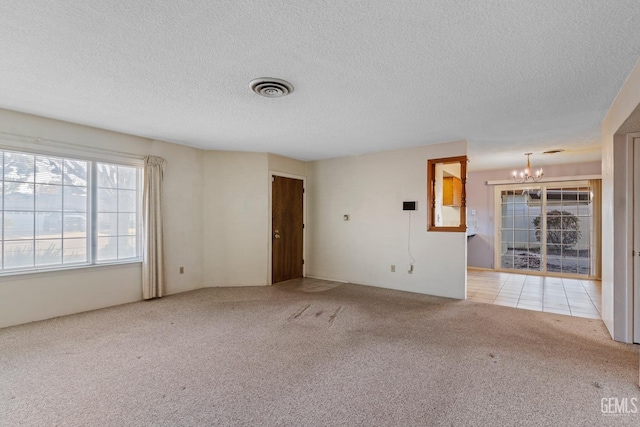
[
  {"xmin": 179, "ymin": 266, "xmax": 184, "ymax": 274},
  {"xmin": 390, "ymin": 265, "xmax": 395, "ymax": 272}
]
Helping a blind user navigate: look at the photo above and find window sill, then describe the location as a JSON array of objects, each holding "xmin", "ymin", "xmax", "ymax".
[
  {"xmin": 427, "ymin": 225, "xmax": 467, "ymax": 232},
  {"xmin": 0, "ymin": 259, "xmax": 142, "ymax": 280}
]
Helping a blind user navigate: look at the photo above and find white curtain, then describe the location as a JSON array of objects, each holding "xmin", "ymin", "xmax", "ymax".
[{"xmin": 142, "ymin": 155, "xmax": 167, "ymax": 299}]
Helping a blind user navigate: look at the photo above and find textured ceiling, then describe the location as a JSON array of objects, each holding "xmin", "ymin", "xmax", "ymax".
[{"xmin": 1, "ymin": 1, "xmax": 640, "ymax": 170}]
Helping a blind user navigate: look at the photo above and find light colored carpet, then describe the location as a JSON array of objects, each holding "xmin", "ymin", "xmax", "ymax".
[{"xmin": 1, "ymin": 280, "xmax": 638, "ymax": 426}]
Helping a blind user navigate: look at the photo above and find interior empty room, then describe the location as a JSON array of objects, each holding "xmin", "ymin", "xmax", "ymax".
[{"xmin": 2, "ymin": 1, "xmax": 640, "ymax": 426}]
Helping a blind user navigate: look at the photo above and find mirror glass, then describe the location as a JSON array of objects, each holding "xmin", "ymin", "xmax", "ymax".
[{"xmin": 427, "ymin": 156, "xmax": 467, "ymax": 232}]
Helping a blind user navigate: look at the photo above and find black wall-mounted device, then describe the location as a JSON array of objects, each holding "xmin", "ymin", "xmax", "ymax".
[{"xmin": 403, "ymin": 201, "xmax": 417, "ymax": 211}]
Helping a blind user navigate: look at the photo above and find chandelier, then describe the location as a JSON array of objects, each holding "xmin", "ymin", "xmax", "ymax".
[{"xmin": 512, "ymin": 153, "xmax": 543, "ymax": 183}]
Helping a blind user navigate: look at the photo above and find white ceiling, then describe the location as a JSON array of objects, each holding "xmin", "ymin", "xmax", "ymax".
[{"xmin": 1, "ymin": 1, "xmax": 640, "ymax": 170}]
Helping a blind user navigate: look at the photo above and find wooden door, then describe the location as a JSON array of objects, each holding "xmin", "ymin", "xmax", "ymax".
[{"xmin": 272, "ymin": 176, "xmax": 304, "ymax": 284}]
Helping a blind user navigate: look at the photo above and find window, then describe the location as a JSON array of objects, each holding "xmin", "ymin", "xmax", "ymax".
[
  {"xmin": 96, "ymin": 163, "xmax": 140, "ymax": 261},
  {"xmin": 0, "ymin": 149, "xmax": 142, "ymax": 273}
]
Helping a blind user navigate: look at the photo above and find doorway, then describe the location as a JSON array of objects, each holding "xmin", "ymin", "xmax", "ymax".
[
  {"xmin": 271, "ymin": 175, "xmax": 304, "ymax": 284},
  {"xmin": 495, "ymin": 180, "xmax": 599, "ymax": 278}
]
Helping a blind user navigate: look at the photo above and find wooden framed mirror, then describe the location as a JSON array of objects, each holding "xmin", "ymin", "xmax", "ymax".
[{"xmin": 427, "ymin": 155, "xmax": 467, "ymax": 232}]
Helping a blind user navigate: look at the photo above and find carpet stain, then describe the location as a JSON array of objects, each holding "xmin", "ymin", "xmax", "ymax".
[
  {"xmin": 315, "ymin": 310, "xmax": 324, "ymax": 317},
  {"xmin": 288, "ymin": 304, "xmax": 311, "ymax": 320},
  {"xmin": 329, "ymin": 306, "xmax": 342, "ymax": 324}
]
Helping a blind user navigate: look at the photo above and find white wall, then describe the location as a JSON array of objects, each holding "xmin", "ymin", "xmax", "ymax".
[
  {"xmin": 466, "ymin": 162, "xmax": 601, "ymax": 270},
  {"xmin": 0, "ymin": 264, "xmax": 142, "ymax": 328},
  {"xmin": 601, "ymin": 57, "xmax": 640, "ymax": 342},
  {"xmin": 306, "ymin": 141, "xmax": 467, "ymax": 299},
  {"xmin": 0, "ymin": 109, "xmax": 204, "ymax": 328}
]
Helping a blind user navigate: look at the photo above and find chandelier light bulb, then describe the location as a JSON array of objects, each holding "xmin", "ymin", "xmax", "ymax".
[{"xmin": 512, "ymin": 153, "xmax": 543, "ymax": 183}]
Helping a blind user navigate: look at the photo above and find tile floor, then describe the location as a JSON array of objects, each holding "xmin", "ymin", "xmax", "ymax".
[
  {"xmin": 279, "ymin": 274, "xmax": 602, "ymax": 320},
  {"xmin": 467, "ymin": 269, "xmax": 602, "ymax": 319}
]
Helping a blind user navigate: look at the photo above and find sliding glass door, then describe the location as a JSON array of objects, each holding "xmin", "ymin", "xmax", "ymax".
[
  {"xmin": 544, "ymin": 185, "xmax": 593, "ymax": 275},
  {"xmin": 499, "ymin": 188, "xmax": 543, "ymax": 272},
  {"xmin": 496, "ymin": 181, "xmax": 597, "ymax": 278}
]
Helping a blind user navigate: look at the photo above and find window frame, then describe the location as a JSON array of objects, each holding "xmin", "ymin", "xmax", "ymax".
[
  {"xmin": 94, "ymin": 161, "xmax": 143, "ymax": 264},
  {"xmin": 427, "ymin": 155, "xmax": 468, "ymax": 232},
  {"xmin": 0, "ymin": 145, "xmax": 143, "ymax": 276}
]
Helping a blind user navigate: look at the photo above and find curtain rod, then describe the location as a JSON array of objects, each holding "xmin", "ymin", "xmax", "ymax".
[
  {"xmin": 485, "ymin": 174, "xmax": 601, "ymax": 185},
  {"xmin": 0, "ymin": 131, "xmax": 146, "ymax": 160}
]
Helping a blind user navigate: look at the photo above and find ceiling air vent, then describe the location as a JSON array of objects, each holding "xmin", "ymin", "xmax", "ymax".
[{"xmin": 249, "ymin": 78, "xmax": 293, "ymax": 98}]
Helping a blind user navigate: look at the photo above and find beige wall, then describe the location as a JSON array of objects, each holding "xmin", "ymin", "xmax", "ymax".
[
  {"xmin": 148, "ymin": 139, "xmax": 204, "ymax": 294},
  {"xmin": 201, "ymin": 152, "xmax": 308, "ymax": 287},
  {"xmin": 0, "ymin": 109, "xmax": 204, "ymax": 328},
  {"xmin": 601, "ymin": 57, "xmax": 640, "ymax": 342},
  {"xmin": 306, "ymin": 140, "xmax": 468, "ymax": 299},
  {"xmin": 268, "ymin": 153, "xmax": 307, "ymax": 177},
  {"xmin": 202, "ymin": 151, "xmax": 270, "ymax": 287},
  {"xmin": 466, "ymin": 162, "xmax": 601, "ymax": 270}
]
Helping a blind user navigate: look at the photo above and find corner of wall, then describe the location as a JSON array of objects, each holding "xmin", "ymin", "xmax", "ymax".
[
  {"xmin": 149, "ymin": 140, "xmax": 206, "ymax": 295},
  {"xmin": 600, "ymin": 55, "xmax": 640, "ymax": 343}
]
